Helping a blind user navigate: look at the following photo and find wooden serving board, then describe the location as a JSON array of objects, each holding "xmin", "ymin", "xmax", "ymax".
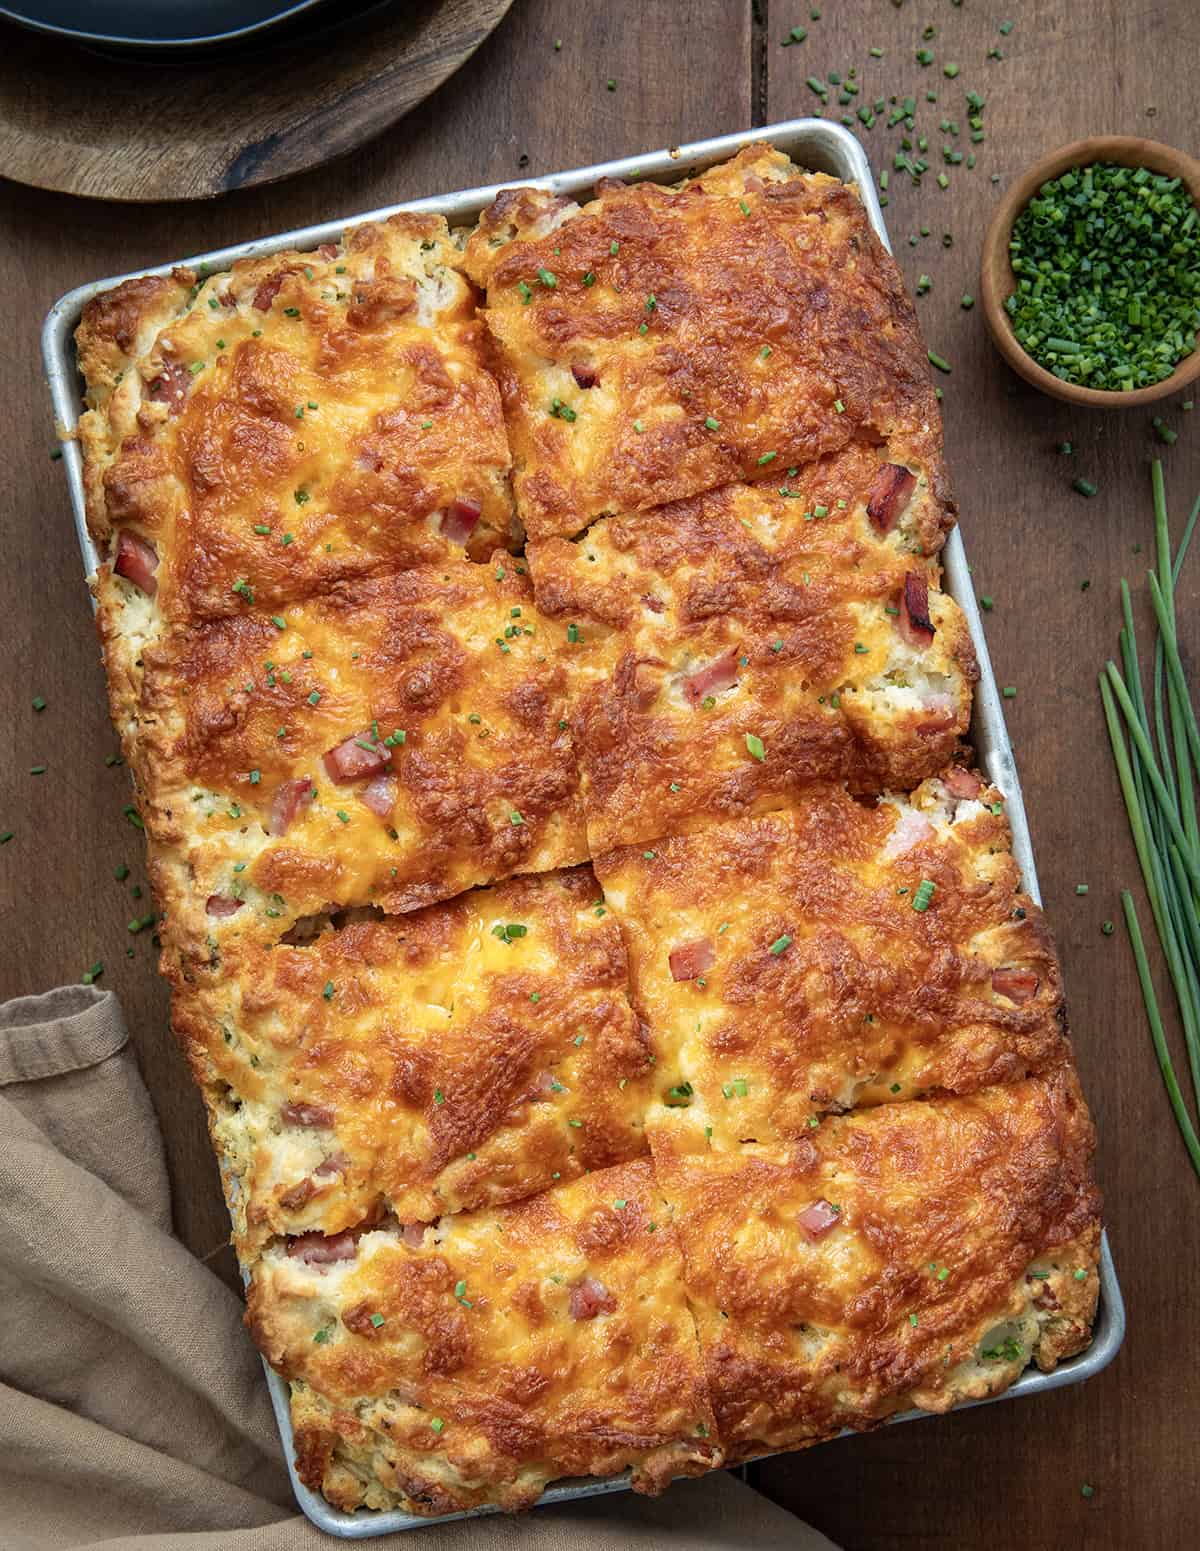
[{"xmin": 0, "ymin": 0, "xmax": 515, "ymax": 201}]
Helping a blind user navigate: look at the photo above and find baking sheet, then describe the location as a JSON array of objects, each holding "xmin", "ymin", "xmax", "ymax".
[{"xmin": 42, "ymin": 116, "xmax": 1126, "ymax": 1540}]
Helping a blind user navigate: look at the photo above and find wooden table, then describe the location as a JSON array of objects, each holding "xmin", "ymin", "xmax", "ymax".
[{"xmin": 3, "ymin": 2, "xmax": 1196, "ymax": 1545}]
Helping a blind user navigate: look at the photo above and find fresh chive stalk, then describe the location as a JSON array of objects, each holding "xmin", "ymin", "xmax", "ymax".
[
  {"xmin": 1122, "ymin": 891, "xmax": 1200, "ymax": 1176},
  {"xmin": 1102, "ymin": 461, "xmax": 1200, "ymax": 1179}
]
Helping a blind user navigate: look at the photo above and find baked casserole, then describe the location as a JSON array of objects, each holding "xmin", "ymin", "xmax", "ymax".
[{"xmin": 73, "ymin": 144, "xmax": 1101, "ymax": 1518}]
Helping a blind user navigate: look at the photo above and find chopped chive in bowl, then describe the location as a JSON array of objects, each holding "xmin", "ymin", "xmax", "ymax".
[{"xmin": 1005, "ymin": 162, "xmax": 1200, "ymax": 393}]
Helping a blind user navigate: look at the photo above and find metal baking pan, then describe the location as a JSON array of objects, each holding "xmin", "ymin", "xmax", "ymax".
[{"xmin": 42, "ymin": 117, "xmax": 1126, "ymax": 1540}]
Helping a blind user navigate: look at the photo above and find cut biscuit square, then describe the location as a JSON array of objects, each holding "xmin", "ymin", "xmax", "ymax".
[
  {"xmin": 595, "ymin": 771, "xmax": 1069, "ymax": 1151},
  {"xmin": 247, "ymin": 1159, "xmax": 720, "ymax": 1514},
  {"xmin": 529, "ymin": 471, "xmax": 976, "ymax": 852},
  {"xmin": 463, "ymin": 144, "xmax": 948, "ymax": 540},
  {"xmin": 651, "ymin": 1071, "xmax": 1100, "ymax": 1462}
]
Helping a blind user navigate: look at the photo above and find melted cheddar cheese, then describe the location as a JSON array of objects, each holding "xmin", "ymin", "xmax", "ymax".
[
  {"xmin": 529, "ymin": 476, "xmax": 976, "ymax": 851},
  {"xmin": 77, "ymin": 213, "xmax": 514, "ymax": 619},
  {"xmin": 595, "ymin": 771, "xmax": 1069, "ymax": 1152},
  {"xmin": 112, "ymin": 558, "xmax": 586, "ymax": 940},
  {"xmin": 653, "ymin": 1070, "xmax": 1100, "ymax": 1462},
  {"xmin": 174, "ymin": 867, "xmax": 653, "ymax": 1256},
  {"xmin": 247, "ymin": 1160, "xmax": 719, "ymax": 1513},
  {"xmin": 463, "ymin": 144, "xmax": 949, "ymax": 540}
]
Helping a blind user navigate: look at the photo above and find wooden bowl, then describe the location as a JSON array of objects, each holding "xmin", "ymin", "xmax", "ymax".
[{"xmin": 980, "ymin": 135, "xmax": 1200, "ymax": 409}]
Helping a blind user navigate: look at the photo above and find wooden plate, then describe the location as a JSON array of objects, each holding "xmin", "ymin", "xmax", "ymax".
[{"xmin": 0, "ymin": 0, "xmax": 515, "ymax": 201}]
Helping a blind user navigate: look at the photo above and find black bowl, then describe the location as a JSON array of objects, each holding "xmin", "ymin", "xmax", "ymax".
[{"xmin": 0, "ymin": 0, "xmax": 333, "ymax": 50}]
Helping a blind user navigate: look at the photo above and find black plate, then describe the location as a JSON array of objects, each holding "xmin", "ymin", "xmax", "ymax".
[{"xmin": 0, "ymin": 0, "xmax": 331, "ymax": 48}]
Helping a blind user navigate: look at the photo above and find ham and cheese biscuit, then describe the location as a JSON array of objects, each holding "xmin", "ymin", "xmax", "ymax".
[
  {"xmin": 113, "ymin": 558, "xmax": 586, "ymax": 943},
  {"xmin": 173, "ymin": 867, "xmax": 654, "ymax": 1256},
  {"xmin": 653, "ymin": 1070, "xmax": 1101, "ymax": 1462},
  {"xmin": 529, "ymin": 475, "xmax": 976, "ymax": 852},
  {"xmin": 463, "ymin": 144, "xmax": 948, "ymax": 539},
  {"xmin": 246, "ymin": 1161, "xmax": 720, "ymax": 1514},
  {"xmin": 595, "ymin": 771, "xmax": 1068, "ymax": 1151},
  {"xmin": 76, "ymin": 213, "xmax": 514, "ymax": 647}
]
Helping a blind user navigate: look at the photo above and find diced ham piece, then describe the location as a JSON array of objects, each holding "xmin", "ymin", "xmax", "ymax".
[
  {"xmin": 616, "ymin": 653, "xmax": 668, "ymax": 713},
  {"xmin": 797, "ymin": 1199, "xmax": 841, "ymax": 1240},
  {"xmin": 286, "ymin": 1230, "xmax": 358, "ymax": 1265},
  {"xmin": 113, "ymin": 531, "xmax": 161, "ymax": 598},
  {"xmin": 282, "ymin": 1101, "xmax": 335, "ymax": 1128},
  {"xmin": 991, "ymin": 967, "xmax": 1040, "ymax": 1004},
  {"xmin": 572, "ymin": 363, "xmax": 599, "ymax": 389},
  {"xmin": 669, "ymin": 937, "xmax": 716, "ymax": 982},
  {"xmin": 342, "ymin": 1300, "xmax": 383, "ymax": 1336},
  {"xmin": 218, "ymin": 291, "xmax": 237, "ymax": 309},
  {"xmin": 944, "ymin": 766, "xmax": 982, "ymax": 799},
  {"xmin": 318, "ymin": 243, "xmax": 339, "ymax": 260},
  {"xmin": 744, "ymin": 174, "xmax": 766, "ymax": 193},
  {"xmin": 684, "ymin": 648, "xmax": 740, "ymax": 707},
  {"xmin": 252, "ymin": 274, "xmax": 285, "ymax": 311},
  {"xmin": 279, "ymin": 1178, "xmax": 315, "ymax": 1210},
  {"xmin": 866, "ymin": 463, "xmax": 917, "ymax": 534},
  {"xmin": 398, "ymin": 1222, "xmax": 427, "ymax": 1249},
  {"xmin": 526, "ymin": 1070, "xmax": 558, "ymax": 1102},
  {"xmin": 360, "ymin": 774, "xmax": 396, "ymax": 819},
  {"xmin": 205, "ymin": 894, "xmax": 242, "ymax": 918},
  {"xmin": 323, "ymin": 732, "xmax": 391, "ymax": 783},
  {"xmin": 897, "ymin": 571, "xmax": 935, "ymax": 648},
  {"xmin": 917, "ymin": 695, "xmax": 957, "ymax": 732},
  {"xmin": 569, "ymin": 1276, "xmax": 617, "ymax": 1319},
  {"xmin": 881, "ymin": 808, "xmax": 934, "ymax": 861},
  {"xmin": 269, "ymin": 776, "xmax": 315, "ymax": 837},
  {"xmin": 315, "ymin": 1151, "xmax": 349, "ymax": 1177},
  {"xmin": 440, "ymin": 497, "xmax": 482, "ymax": 546},
  {"xmin": 146, "ymin": 359, "xmax": 191, "ymax": 415}
]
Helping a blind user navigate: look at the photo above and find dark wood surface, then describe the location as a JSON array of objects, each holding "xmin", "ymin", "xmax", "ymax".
[
  {"xmin": 2, "ymin": 2, "xmax": 1196, "ymax": 1545},
  {"xmin": 0, "ymin": 0, "xmax": 516, "ymax": 201}
]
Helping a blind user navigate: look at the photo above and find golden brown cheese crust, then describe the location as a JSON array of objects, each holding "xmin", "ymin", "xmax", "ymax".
[
  {"xmin": 464, "ymin": 145, "xmax": 950, "ymax": 539},
  {"xmin": 108, "ymin": 557, "xmax": 586, "ymax": 943},
  {"xmin": 595, "ymin": 771, "xmax": 1070, "ymax": 1152},
  {"xmin": 653, "ymin": 1069, "xmax": 1101, "ymax": 1461},
  {"xmin": 77, "ymin": 214, "xmax": 515, "ymax": 624},
  {"xmin": 529, "ymin": 476, "xmax": 976, "ymax": 851},
  {"xmin": 246, "ymin": 1160, "xmax": 720, "ymax": 1513},
  {"xmin": 171, "ymin": 867, "xmax": 654, "ymax": 1256}
]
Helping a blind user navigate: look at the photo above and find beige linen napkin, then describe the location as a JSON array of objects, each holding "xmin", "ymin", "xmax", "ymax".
[{"xmin": 0, "ymin": 986, "xmax": 838, "ymax": 1551}]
